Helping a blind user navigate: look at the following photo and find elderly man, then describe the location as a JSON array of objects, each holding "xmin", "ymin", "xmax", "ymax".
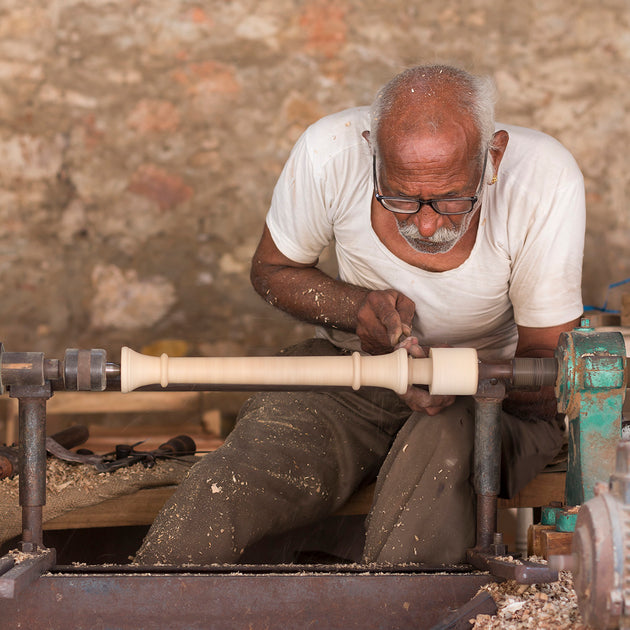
[{"xmin": 135, "ymin": 64, "xmax": 584, "ymax": 566}]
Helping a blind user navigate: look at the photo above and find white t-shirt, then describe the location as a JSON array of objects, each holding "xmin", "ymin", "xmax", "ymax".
[{"xmin": 266, "ymin": 107, "xmax": 585, "ymax": 360}]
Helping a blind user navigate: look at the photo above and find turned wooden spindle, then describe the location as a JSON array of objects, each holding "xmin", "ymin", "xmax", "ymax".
[{"xmin": 120, "ymin": 346, "xmax": 479, "ymax": 396}]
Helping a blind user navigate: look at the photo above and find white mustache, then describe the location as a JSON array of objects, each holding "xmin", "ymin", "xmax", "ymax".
[
  {"xmin": 397, "ymin": 221, "xmax": 460, "ymax": 244},
  {"xmin": 396, "ymin": 209, "xmax": 477, "ymax": 254}
]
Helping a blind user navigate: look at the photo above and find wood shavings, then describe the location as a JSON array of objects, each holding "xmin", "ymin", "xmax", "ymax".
[
  {"xmin": 0, "ymin": 456, "xmax": 186, "ymax": 498},
  {"xmin": 0, "ymin": 458, "xmax": 100, "ymax": 497},
  {"xmin": 8, "ymin": 549, "xmax": 36, "ymax": 564},
  {"xmin": 494, "ymin": 555, "xmax": 523, "ymax": 565},
  {"xmin": 44, "ymin": 458, "xmax": 160, "ymax": 494},
  {"xmin": 472, "ymin": 559, "xmax": 593, "ymax": 629}
]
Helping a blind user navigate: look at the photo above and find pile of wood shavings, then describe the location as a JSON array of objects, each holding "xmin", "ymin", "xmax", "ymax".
[
  {"xmin": 473, "ymin": 562, "xmax": 593, "ymax": 629},
  {"xmin": 1, "ymin": 457, "xmax": 175, "ymax": 497}
]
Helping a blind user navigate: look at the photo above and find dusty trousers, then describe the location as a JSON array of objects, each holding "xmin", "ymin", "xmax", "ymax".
[
  {"xmin": 134, "ymin": 339, "xmax": 565, "ymax": 566},
  {"xmin": 362, "ymin": 396, "xmax": 564, "ymax": 564}
]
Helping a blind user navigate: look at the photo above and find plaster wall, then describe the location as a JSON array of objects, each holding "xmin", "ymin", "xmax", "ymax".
[{"xmin": 1, "ymin": 0, "xmax": 628, "ymax": 360}]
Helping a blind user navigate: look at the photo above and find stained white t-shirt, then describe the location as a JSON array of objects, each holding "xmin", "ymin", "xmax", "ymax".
[{"xmin": 266, "ymin": 107, "xmax": 585, "ymax": 360}]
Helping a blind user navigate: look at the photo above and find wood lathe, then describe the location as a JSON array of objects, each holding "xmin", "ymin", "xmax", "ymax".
[{"xmin": 0, "ymin": 320, "xmax": 626, "ymax": 629}]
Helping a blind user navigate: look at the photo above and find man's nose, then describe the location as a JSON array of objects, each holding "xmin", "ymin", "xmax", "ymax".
[{"xmin": 414, "ymin": 204, "xmax": 443, "ymax": 237}]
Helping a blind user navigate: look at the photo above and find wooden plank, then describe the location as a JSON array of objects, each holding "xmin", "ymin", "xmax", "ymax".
[
  {"xmin": 44, "ymin": 486, "xmax": 176, "ymax": 530},
  {"xmin": 540, "ymin": 530, "xmax": 573, "ymax": 559},
  {"xmin": 338, "ymin": 471, "xmax": 566, "ymax": 517},
  {"xmin": 44, "ymin": 481, "xmax": 376, "ymax": 531},
  {"xmin": 585, "ymin": 312, "xmax": 621, "ymax": 327},
  {"xmin": 78, "ymin": 425, "xmax": 224, "ymax": 454},
  {"xmin": 497, "ymin": 472, "xmax": 565, "ymax": 509},
  {"xmin": 39, "ymin": 470, "xmax": 565, "ymax": 532},
  {"xmin": 527, "ymin": 524, "xmax": 555, "ymax": 557},
  {"xmin": 46, "ymin": 391, "xmax": 203, "ymax": 415},
  {"xmin": 335, "ymin": 483, "xmax": 375, "ymax": 516},
  {"xmin": 202, "ymin": 409, "xmax": 236, "ymax": 439}
]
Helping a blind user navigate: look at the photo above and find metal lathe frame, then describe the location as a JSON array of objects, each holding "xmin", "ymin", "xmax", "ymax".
[{"xmin": 0, "ymin": 320, "xmax": 626, "ymax": 629}]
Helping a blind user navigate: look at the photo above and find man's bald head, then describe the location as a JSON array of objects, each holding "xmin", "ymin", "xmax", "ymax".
[{"xmin": 369, "ymin": 65, "xmax": 497, "ymax": 165}]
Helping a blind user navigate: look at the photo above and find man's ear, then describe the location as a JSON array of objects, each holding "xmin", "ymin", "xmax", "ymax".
[{"xmin": 489, "ymin": 130, "xmax": 509, "ymax": 176}]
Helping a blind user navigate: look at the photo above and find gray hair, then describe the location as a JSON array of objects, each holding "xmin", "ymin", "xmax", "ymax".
[{"xmin": 370, "ymin": 65, "xmax": 498, "ymax": 163}]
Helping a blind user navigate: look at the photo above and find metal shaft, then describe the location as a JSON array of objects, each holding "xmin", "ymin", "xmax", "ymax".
[
  {"xmin": 18, "ymin": 396, "xmax": 48, "ymax": 551},
  {"xmin": 473, "ymin": 395, "xmax": 503, "ymax": 551}
]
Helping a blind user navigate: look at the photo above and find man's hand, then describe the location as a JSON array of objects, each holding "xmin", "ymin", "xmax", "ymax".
[
  {"xmin": 251, "ymin": 227, "xmax": 419, "ymax": 353},
  {"xmin": 356, "ymin": 290, "xmax": 416, "ymax": 354},
  {"xmin": 396, "ymin": 336, "xmax": 456, "ymax": 416}
]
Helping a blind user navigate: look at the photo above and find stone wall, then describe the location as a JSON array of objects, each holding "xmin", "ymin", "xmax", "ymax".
[{"xmin": 1, "ymin": 0, "xmax": 628, "ymax": 361}]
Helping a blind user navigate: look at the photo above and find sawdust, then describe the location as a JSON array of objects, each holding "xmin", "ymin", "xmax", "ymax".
[
  {"xmin": 494, "ymin": 555, "xmax": 524, "ymax": 565},
  {"xmin": 0, "ymin": 456, "xmax": 191, "ymax": 547},
  {"xmin": 0, "ymin": 457, "xmax": 181, "ymax": 498},
  {"xmin": 472, "ymin": 560, "xmax": 592, "ymax": 629},
  {"xmin": 8, "ymin": 549, "xmax": 37, "ymax": 564}
]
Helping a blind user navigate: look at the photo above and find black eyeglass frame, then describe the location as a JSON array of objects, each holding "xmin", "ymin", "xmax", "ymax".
[{"xmin": 372, "ymin": 152, "xmax": 489, "ymax": 216}]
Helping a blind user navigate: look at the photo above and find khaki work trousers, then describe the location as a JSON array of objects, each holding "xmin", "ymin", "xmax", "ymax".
[{"xmin": 135, "ymin": 339, "xmax": 564, "ymax": 566}]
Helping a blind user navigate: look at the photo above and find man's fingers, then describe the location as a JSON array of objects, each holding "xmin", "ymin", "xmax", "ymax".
[
  {"xmin": 369, "ymin": 291, "xmax": 414, "ymax": 346},
  {"xmin": 381, "ymin": 312, "xmax": 406, "ymax": 346},
  {"xmin": 395, "ymin": 293, "xmax": 416, "ymax": 335},
  {"xmin": 356, "ymin": 289, "xmax": 416, "ymax": 354},
  {"xmin": 406, "ymin": 343, "xmax": 426, "ymax": 358},
  {"xmin": 395, "ymin": 336, "xmax": 426, "ymax": 358},
  {"xmin": 399, "ymin": 386, "xmax": 455, "ymax": 415},
  {"xmin": 387, "ymin": 293, "xmax": 415, "ymax": 344},
  {"xmin": 356, "ymin": 301, "xmax": 391, "ymax": 353}
]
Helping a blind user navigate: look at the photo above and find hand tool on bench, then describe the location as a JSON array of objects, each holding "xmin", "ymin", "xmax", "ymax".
[
  {"xmin": 0, "ymin": 425, "xmax": 89, "ymax": 480},
  {"xmin": 45, "ymin": 433, "xmax": 197, "ymax": 472}
]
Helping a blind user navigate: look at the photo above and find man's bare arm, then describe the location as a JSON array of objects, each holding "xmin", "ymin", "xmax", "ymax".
[{"xmin": 250, "ymin": 225, "xmax": 415, "ymax": 354}]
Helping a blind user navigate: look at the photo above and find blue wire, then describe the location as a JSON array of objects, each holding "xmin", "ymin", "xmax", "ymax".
[{"xmin": 584, "ymin": 277, "xmax": 630, "ymax": 314}]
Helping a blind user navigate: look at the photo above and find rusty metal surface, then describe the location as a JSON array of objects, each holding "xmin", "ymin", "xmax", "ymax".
[
  {"xmin": 555, "ymin": 327, "xmax": 626, "ymax": 506},
  {"xmin": 0, "ymin": 549, "xmax": 56, "ymax": 599},
  {"xmin": 467, "ymin": 549, "xmax": 558, "ymax": 585},
  {"xmin": 474, "ymin": 494, "xmax": 498, "ymax": 551},
  {"xmin": 430, "ymin": 591, "xmax": 497, "ymax": 630},
  {"xmin": 570, "ymin": 442, "xmax": 630, "ymax": 629},
  {"xmin": 0, "ymin": 567, "xmax": 494, "ymax": 629},
  {"xmin": 16, "ymin": 393, "xmax": 51, "ymax": 551},
  {"xmin": 511, "ymin": 357, "xmax": 558, "ymax": 389},
  {"xmin": 473, "ymin": 391, "xmax": 504, "ymax": 551},
  {"xmin": 472, "ymin": 390, "xmax": 503, "ymax": 497},
  {"xmin": 572, "ymin": 494, "xmax": 615, "ymax": 627}
]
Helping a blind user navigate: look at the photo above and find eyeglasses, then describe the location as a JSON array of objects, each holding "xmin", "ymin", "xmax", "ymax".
[{"xmin": 372, "ymin": 152, "xmax": 488, "ymax": 216}]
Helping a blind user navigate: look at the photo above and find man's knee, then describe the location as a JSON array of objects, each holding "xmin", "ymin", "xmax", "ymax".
[
  {"xmin": 363, "ymin": 398, "xmax": 477, "ymax": 564},
  {"xmin": 407, "ymin": 397, "xmax": 475, "ymax": 462}
]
